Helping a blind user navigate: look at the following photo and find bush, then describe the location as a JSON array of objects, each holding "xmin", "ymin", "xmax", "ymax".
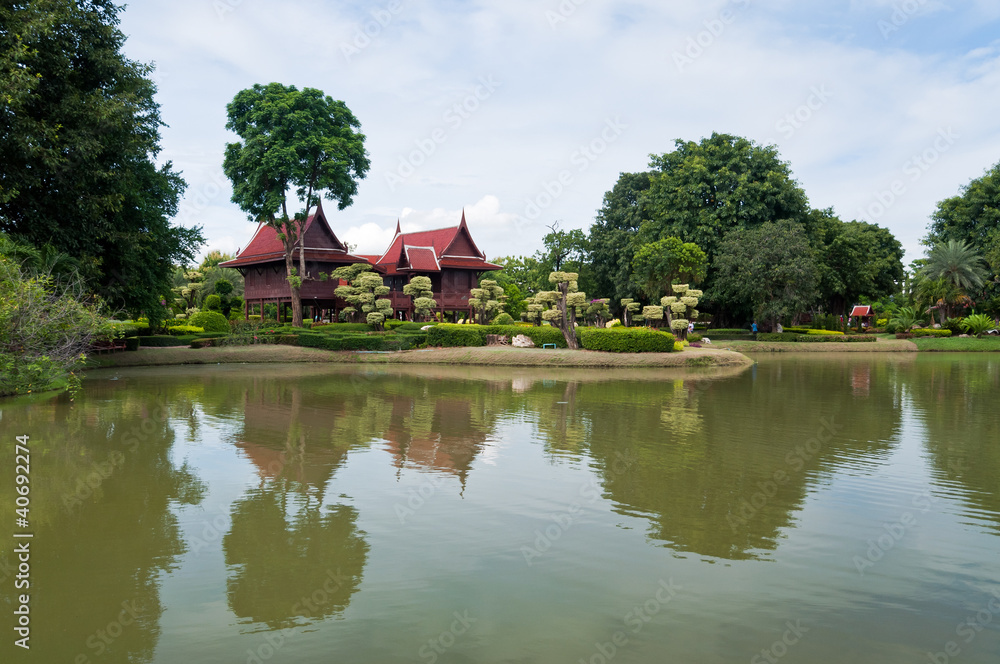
[
  {"xmin": 385, "ymin": 321, "xmax": 434, "ymax": 331},
  {"xmin": 492, "ymin": 312, "xmax": 515, "ymax": 326},
  {"xmin": 189, "ymin": 338, "xmax": 216, "ymax": 349},
  {"xmin": 797, "ymin": 335, "xmax": 876, "ymax": 343},
  {"xmin": 804, "ymin": 329, "xmax": 845, "ymax": 336},
  {"xmin": 248, "ymin": 315, "xmax": 261, "ymax": 322},
  {"xmin": 427, "ymin": 324, "xmax": 487, "ymax": 348},
  {"xmin": 188, "ymin": 311, "xmax": 230, "ymax": 333},
  {"xmin": 311, "ymin": 322, "xmax": 376, "ymax": 333},
  {"xmin": 912, "ymin": 328, "xmax": 953, "ymax": 338},
  {"xmin": 204, "ymin": 294, "xmax": 222, "ymax": 312},
  {"xmin": 124, "ymin": 337, "xmax": 140, "ymax": 351},
  {"xmin": 578, "ymin": 327, "xmax": 676, "ymax": 353},
  {"xmin": 166, "ymin": 325, "xmax": 206, "ymax": 336},
  {"xmin": 483, "ymin": 325, "xmax": 568, "ymax": 348},
  {"xmin": 139, "ymin": 335, "xmax": 190, "ymax": 347},
  {"xmin": 709, "ymin": 328, "xmax": 751, "ymax": 334},
  {"xmin": 755, "ymin": 332, "xmax": 802, "ymax": 342}
]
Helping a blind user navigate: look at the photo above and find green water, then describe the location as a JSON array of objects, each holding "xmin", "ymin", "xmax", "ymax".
[{"xmin": 2, "ymin": 355, "xmax": 999, "ymax": 663}]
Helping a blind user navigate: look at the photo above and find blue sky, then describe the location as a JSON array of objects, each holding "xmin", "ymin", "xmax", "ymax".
[{"xmin": 119, "ymin": 0, "xmax": 1000, "ymax": 265}]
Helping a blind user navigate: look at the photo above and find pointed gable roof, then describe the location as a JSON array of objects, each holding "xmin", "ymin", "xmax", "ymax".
[
  {"xmin": 220, "ymin": 203, "xmax": 369, "ymax": 269},
  {"xmin": 373, "ymin": 210, "xmax": 501, "ymax": 274}
]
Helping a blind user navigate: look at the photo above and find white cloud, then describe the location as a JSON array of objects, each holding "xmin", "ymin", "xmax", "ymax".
[{"xmin": 119, "ymin": 0, "xmax": 1000, "ymax": 269}]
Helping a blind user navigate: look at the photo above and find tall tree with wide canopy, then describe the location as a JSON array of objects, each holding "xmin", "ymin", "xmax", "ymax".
[
  {"xmin": 589, "ymin": 171, "xmax": 652, "ymax": 304},
  {"xmin": 812, "ymin": 209, "xmax": 905, "ymax": 316},
  {"xmin": 712, "ymin": 221, "xmax": 819, "ymax": 330},
  {"xmin": 0, "ymin": 0, "xmax": 201, "ymax": 316},
  {"xmin": 639, "ymin": 133, "xmax": 812, "ymax": 262},
  {"xmin": 223, "ymin": 83, "xmax": 370, "ymax": 327},
  {"xmin": 927, "ymin": 162, "xmax": 1000, "ymax": 275}
]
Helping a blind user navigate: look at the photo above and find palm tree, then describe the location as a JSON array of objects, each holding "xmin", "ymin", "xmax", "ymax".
[
  {"xmin": 889, "ymin": 306, "xmax": 921, "ymax": 333},
  {"xmin": 923, "ymin": 240, "xmax": 988, "ymax": 292}
]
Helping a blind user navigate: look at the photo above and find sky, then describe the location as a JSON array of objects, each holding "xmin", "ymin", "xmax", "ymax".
[{"xmin": 118, "ymin": 0, "xmax": 1000, "ymax": 265}]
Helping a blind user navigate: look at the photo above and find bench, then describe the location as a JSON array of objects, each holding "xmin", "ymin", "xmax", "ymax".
[{"xmin": 542, "ymin": 343, "xmax": 557, "ymax": 349}]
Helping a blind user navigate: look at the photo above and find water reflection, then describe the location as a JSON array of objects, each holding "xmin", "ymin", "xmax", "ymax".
[{"xmin": 0, "ymin": 386, "xmax": 204, "ymax": 664}]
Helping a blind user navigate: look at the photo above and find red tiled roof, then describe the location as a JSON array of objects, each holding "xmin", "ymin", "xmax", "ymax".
[
  {"xmin": 404, "ymin": 246, "xmax": 440, "ymax": 271},
  {"xmin": 850, "ymin": 306, "xmax": 873, "ymax": 317},
  {"xmin": 220, "ymin": 204, "xmax": 368, "ymax": 269},
  {"xmin": 373, "ymin": 210, "xmax": 498, "ymax": 274}
]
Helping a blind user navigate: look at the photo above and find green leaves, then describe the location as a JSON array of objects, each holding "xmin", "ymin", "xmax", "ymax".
[{"xmin": 631, "ymin": 237, "xmax": 707, "ymax": 300}]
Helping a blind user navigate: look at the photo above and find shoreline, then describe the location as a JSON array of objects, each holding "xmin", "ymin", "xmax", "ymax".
[{"xmin": 86, "ymin": 344, "xmax": 754, "ymax": 369}]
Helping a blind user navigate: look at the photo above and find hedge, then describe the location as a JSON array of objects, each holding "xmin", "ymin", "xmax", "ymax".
[
  {"xmin": 296, "ymin": 332, "xmax": 427, "ymax": 351},
  {"xmin": 577, "ymin": 327, "xmax": 676, "ymax": 353},
  {"xmin": 167, "ymin": 325, "xmax": 206, "ymax": 336},
  {"xmin": 796, "ymin": 334, "xmax": 876, "ymax": 343},
  {"xmin": 708, "ymin": 328, "xmax": 752, "ymax": 335},
  {"xmin": 703, "ymin": 333, "xmax": 754, "ymax": 341},
  {"xmin": 139, "ymin": 335, "xmax": 191, "ymax": 347},
  {"xmin": 426, "ymin": 324, "xmax": 487, "ymax": 347},
  {"xmin": 755, "ymin": 332, "xmax": 802, "ymax": 342},
  {"xmin": 912, "ymin": 328, "xmax": 953, "ymax": 337},
  {"xmin": 124, "ymin": 337, "xmax": 140, "ymax": 351},
  {"xmin": 311, "ymin": 322, "xmax": 377, "ymax": 333},
  {"xmin": 484, "ymin": 325, "xmax": 568, "ymax": 348}
]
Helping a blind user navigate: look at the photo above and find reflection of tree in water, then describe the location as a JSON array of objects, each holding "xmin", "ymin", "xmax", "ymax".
[
  {"xmin": 0, "ymin": 385, "xmax": 204, "ymax": 664},
  {"xmin": 906, "ymin": 356, "xmax": 1000, "ymax": 532},
  {"xmin": 223, "ymin": 484, "xmax": 368, "ymax": 629},
  {"xmin": 575, "ymin": 360, "xmax": 903, "ymax": 560}
]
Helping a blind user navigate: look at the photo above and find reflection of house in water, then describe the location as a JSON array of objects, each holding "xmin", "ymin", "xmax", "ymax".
[{"xmin": 381, "ymin": 395, "xmax": 492, "ymax": 488}]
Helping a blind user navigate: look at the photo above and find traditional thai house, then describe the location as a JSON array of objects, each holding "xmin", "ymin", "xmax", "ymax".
[
  {"xmin": 219, "ymin": 202, "xmax": 371, "ymax": 322},
  {"xmin": 361, "ymin": 211, "xmax": 501, "ymax": 321},
  {"xmin": 221, "ymin": 206, "xmax": 500, "ymax": 322}
]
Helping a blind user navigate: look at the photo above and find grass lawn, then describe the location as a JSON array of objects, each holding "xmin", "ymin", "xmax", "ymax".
[{"xmin": 912, "ymin": 336, "xmax": 1000, "ymax": 351}]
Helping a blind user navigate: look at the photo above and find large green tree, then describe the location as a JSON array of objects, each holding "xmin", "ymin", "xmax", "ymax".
[
  {"xmin": 223, "ymin": 82, "xmax": 370, "ymax": 327},
  {"xmin": 589, "ymin": 171, "xmax": 652, "ymax": 304},
  {"xmin": 0, "ymin": 0, "xmax": 201, "ymax": 316},
  {"xmin": 631, "ymin": 236, "xmax": 707, "ymax": 301},
  {"xmin": 812, "ymin": 209, "xmax": 905, "ymax": 316},
  {"xmin": 712, "ymin": 221, "xmax": 819, "ymax": 330},
  {"xmin": 639, "ymin": 133, "xmax": 812, "ymax": 262}
]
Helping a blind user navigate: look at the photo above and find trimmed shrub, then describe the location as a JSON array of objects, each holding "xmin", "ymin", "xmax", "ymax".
[
  {"xmin": 189, "ymin": 311, "xmax": 230, "ymax": 333},
  {"xmin": 427, "ymin": 324, "xmax": 487, "ymax": 348},
  {"xmin": 710, "ymin": 328, "xmax": 751, "ymax": 334},
  {"xmin": 492, "ymin": 312, "xmax": 515, "ymax": 326},
  {"xmin": 578, "ymin": 327, "xmax": 676, "ymax": 353},
  {"xmin": 189, "ymin": 338, "xmax": 216, "ymax": 349},
  {"xmin": 387, "ymin": 321, "xmax": 436, "ymax": 332},
  {"xmin": 311, "ymin": 322, "xmax": 376, "ymax": 333},
  {"xmin": 804, "ymin": 329, "xmax": 845, "ymax": 336},
  {"xmin": 797, "ymin": 335, "xmax": 876, "ymax": 343},
  {"xmin": 755, "ymin": 332, "xmax": 802, "ymax": 342},
  {"xmin": 167, "ymin": 325, "xmax": 206, "ymax": 336},
  {"xmin": 139, "ymin": 335, "xmax": 189, "ymax": 347},
  {"xmin": 124, "ymin": 337, "xmax": 140, "ymax": 351},
  {"xmin": 482, "ymin": 324, "xmax": 567, "ymax": 348},
  {"xmin": 912, "ymin": 328, "xmax": 953, "ymax": 337}
]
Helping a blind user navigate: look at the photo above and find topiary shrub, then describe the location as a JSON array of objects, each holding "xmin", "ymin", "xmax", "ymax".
[
  {"xmin": 912, "ymin": 328, "xmax": 953, "ymax": 337},
  {"xmin": 188, "ymin": 311, "xmax": 230, "ymax": 333},
  {"xmin": 426, "ymin": 324, "xmax": 487, "ymax": 348},
  {"xmin": 166, "ymin": 325, "xmax": 206, "ymax": 336},
  {"xmin": 578, "ymin": 327, "xmax": 676, "ymax": 353},
  {"xmin": 755, "ymin": 332, "xmax": 802, "ymax": 342},
  {"xmin": 124, "ymin": 337, "xmax": 140, "ymax": 351},
  {"xmin": 492, "ymin": 312, "xmax": 515, "ymax": 326},
  {"xmin": 139, "ymin": 335, "xmax": 189, "ymax": 347}
]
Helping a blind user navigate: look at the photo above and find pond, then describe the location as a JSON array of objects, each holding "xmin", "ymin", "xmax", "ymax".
[{"xmin": 1, "ymin": 355, "xmax": 999, "ymax": 663}]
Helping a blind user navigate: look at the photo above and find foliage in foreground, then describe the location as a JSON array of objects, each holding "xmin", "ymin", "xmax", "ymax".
[{"xmin": 0, "ymin": 257, "xmax": 108, "ymax": 396}]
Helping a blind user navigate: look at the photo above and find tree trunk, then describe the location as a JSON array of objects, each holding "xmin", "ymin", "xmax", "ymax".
[
  {"xmin": 557, "ymin": 282, "xmax": 578, "ymax": 350},
  {"xmin": 280, "ymin": 221, "xmax": 304, "ymax": 328}
]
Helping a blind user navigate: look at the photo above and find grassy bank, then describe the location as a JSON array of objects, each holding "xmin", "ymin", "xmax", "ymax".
[
  {"xmin": 86, "ymin": 344, "xmax": 753, "ymax": 369},
  {"xmin": 912, "ymin": 336, "xmax": 1000, "ymax": 351}
]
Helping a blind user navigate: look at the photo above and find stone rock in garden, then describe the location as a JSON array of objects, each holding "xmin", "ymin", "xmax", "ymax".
[
  {"xmin": 702, "ymin": 338, "xmax": 712, "ymax": 344},
  {"xmin": 959, "ymin": 334, "xmax": 970, "ymax": 338},
  {"xmin": 512, "ymin": 334, "xmax": 535, "ymax": 348},
  {"xmin": 421, "ymin": 325, "xmax": 433, "ymax": 331}
]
